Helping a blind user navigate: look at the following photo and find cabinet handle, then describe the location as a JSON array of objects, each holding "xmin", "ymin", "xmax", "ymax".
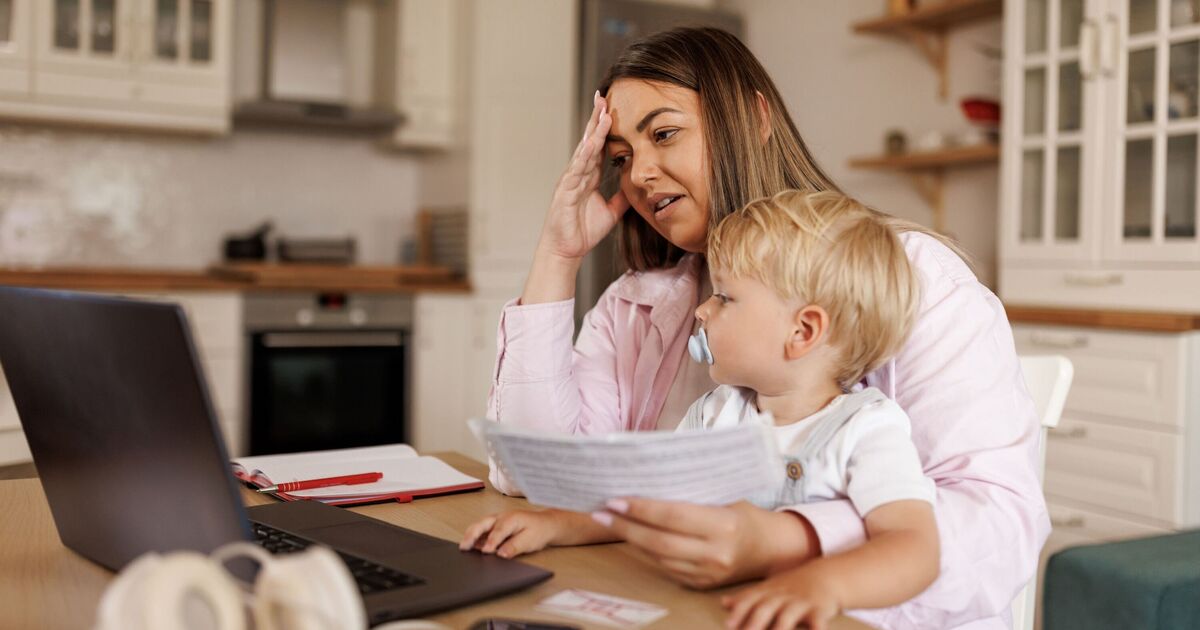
[
  {"xmin": 1064, "ymin": 272, "xmax": 1123, "ymax": 287},
  {"xmin": 1030, "ymin": 331, "xmax": 1089, "ymax": 349},
  {"xmin": 1079, "ymin": 20, "xmax": 1098, "ymax": 79},
  {"xmin": 1099, "ymin": 14, "xmax": 1119, "ymax": 77},
  {"xmin": 1051, "ymin": 515, "xmax": 1086, "ymax": 528},
  {"xmin": 1048, "ymin": 426, "xmax": 1088, "ymax": 439}
]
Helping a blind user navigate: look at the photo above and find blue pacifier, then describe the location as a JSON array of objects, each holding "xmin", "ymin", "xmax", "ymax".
[{"xmin": 688, "ymin": 326, "xmax": 714, "ymax": 365}]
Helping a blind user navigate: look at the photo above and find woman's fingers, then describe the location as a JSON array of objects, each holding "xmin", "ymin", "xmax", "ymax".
[
  {"xmin": 495, "ymin": 528, "xmax": 542, "ymax": 559},
  {"xmin": 612, "ymin": 497, "xmax": 735, "ymax": 538},
  {"xmin": 481, "ymin": 516, "xmax": 524, "ymax": 554},
  {"xmin": 459, "ymin": 515, "xmax": 497, "ymax": 550},
  {"xmin": 603, "ymin": 512, "xmax": 713, "ymax": 565},
  {"xmin": 582, "ymin": 90, "xmax": 605, "ymax": 143},
  {"xmin": 569, "ymin": 99, "xmax": 609, "ymax": 177}
]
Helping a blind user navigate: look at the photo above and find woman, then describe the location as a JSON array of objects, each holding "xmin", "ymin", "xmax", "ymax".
[{"xmin": 485, "ymin": 27, "xmax": 1046, "ymax": 629}]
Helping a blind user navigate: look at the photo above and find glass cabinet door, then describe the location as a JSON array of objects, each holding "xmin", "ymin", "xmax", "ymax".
[
  {"xmin": 0, "ymin": 0, "xmax": 13, "ymax": 48},
  {"xmin": 1004, "ymin": 0, "xmax": 1099, "ymax": 261},
  {"xmin": 1107, "ymin": 0, "xmax": 1200, "ymax": 260},
  {"xmin": 45, "ymin": 0, "xmax": 124, "ymax": 60},
  {"xmin": 145, "ymin": 0, "xmax": 215, "ymax": 67},
  {"xmin": 0, "ymin": 0, "xmax": 31, "ymax": 95}
]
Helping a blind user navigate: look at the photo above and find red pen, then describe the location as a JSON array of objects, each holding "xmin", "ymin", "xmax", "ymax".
[{"xmin": 257, "ymin": 472, "xmax": 383, "ymax": 494}]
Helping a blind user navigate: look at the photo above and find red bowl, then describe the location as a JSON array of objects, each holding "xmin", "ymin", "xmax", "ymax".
[{"xmin": 961, "ymin": 98, "xmax": 1001, "ymax": 124}]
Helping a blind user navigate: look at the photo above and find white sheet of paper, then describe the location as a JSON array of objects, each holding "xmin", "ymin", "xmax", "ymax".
[{"xmin": 469, "ymin": 418, "xmax": 783, "ymax": 512}]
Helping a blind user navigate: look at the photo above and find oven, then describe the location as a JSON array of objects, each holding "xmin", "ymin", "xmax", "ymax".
[{"xmin": 244, "ymin": 293, "xmax": 411, "ymax": 455}]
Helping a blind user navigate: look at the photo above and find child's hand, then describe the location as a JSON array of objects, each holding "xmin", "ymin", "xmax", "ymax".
[
  {"xmin": 721, "ymin": 564, "xmax": 843, "ymax": 630},
  {"xmin": 459, "ymin": 510, "xmax": 566, "ymax": 559}
]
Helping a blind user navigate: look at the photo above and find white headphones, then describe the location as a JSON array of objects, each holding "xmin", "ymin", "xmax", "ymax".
[
  {"xmin": 94, "ymin": 542, "xmax": 449, "ymax": 630},
  {"xmin": 688, "ymin": 326, "xmax": 714, "ymax": 365}
]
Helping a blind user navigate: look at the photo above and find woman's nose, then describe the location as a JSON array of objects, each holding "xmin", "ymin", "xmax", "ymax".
[{"xmin": 630, "ymin": 153, "xmax": 660, "ymax": 186}]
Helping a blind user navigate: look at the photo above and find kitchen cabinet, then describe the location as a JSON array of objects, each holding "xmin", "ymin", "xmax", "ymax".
[
  {"xmin": 1013, "ymin": 322, "xmax": 1200, "ymax": 624},
  {"xmin": 0, "ymin": 0, "xmax": 31, "ymax": 97},
  {"xmin": 412, "ymin": 293, "xmax": 494, "ymax": 463},
  {"xmin": 0, "ymin": 0, "xmax": 231, "ymax": 133},
  {"xmin": 388, "ymin": 0, "xmax": 465, "ymax": 149},
  {"xmin": 1001, "ymin": 0, "xmax": 1200, "ymax": 310}
]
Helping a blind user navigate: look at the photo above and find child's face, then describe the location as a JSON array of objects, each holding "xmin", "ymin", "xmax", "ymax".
[{"xmin": 694, "ymin": 267, "xmax": 798, "ymax": 390}]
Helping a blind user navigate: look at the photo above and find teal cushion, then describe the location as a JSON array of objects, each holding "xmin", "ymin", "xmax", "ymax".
[{"xmin": 1043, "ymin": 529, "xmax": 1200, "ymax": 630}]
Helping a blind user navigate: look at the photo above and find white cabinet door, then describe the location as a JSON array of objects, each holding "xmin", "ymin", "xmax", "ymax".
[
  {"xmin": 0, "ymin": 0, "xmax": 32, "ymax": 96},
  {"xmin": 33, "ymin": 0, "xmax": 138, "ymax": 103},
  {"xmin": 14, "ymin": 0, "xmax": 229, "ymax": 132},
  {"xmin": 391, "ymin": 0, "xmax": 463, "ymax": 149},
  {"xmin": 1001, "ymin": 0, "xmax": 1105, "ymax": 264},
  {"xmin": 1101, "ymin": 0, "xmax": 1200, "ymax": 262},
  {"xmin": 412, "ymin": 293, "xmax": 473, "ymax": 455},
  {"xmin": 133, "ymin": 0, "xmax": 230, "ymax": 115}
]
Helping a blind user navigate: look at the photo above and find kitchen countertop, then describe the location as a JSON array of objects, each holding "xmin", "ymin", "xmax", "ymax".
[
  {"xmin": 0, "ymin": 265, "xmax": 471, "ymax": 294},
  {"xmin": 1005, "ymin": 304, "xmax": 1200, "ymax": 333}
]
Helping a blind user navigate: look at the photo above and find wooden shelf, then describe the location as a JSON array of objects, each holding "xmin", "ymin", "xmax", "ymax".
[
  {"xmin": 852, "ymin": 0, "xmax": 1003, "ymax": 99},
  {"xmin": 849, "ymin": 144, "xmax": 999, "ymax": 170},
  {"xmin": 853, "ymin": 0, "xmax": 1003, "ymax": 35},
  {"xmin": 849, "ymin": 144, "xmax": 999, "ymax": 232}
]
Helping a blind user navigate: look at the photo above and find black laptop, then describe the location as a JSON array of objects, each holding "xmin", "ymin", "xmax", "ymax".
[{"xmin": 0, "ymin": 286, "xmax": 551, "ymax": 625}]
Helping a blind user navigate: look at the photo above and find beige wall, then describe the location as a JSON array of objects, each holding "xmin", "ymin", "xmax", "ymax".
[{"xmin": 724, "ymin": 0, "xmax": 1002, "ymax": 286}]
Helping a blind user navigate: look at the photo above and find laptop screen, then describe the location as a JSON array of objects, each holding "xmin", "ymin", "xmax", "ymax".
[{"xmin": 0, "ymin": 287, "xmax": 252, "ymax": 570}]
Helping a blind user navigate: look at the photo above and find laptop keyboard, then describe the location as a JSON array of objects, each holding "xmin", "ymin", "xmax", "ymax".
[{"xmin": 251, "ymin": 522, "xmax": 425, "ymax": 594}]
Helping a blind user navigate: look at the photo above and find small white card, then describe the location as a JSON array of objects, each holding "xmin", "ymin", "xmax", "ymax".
[{"xmin": 535, "ymin": 588, "xmax": 669, "ymax": 629}]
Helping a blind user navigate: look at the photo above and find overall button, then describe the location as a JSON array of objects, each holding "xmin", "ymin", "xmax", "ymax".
[{"xmin": 786, "ymin": 462, "xmax": 803, "ymax": 480}]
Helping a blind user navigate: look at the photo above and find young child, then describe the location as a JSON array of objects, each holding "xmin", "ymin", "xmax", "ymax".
[{"xmin": 461, "ymin": 189, "xmax": 939, "ymax": 630}]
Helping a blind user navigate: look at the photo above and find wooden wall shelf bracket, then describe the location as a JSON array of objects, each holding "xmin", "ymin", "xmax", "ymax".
[
  {"xmin": 909, "ymin": 169, "xmax": 946, "ymax": 232},
  {"xmin": 899, "ymin": 28, "xmax": 949, "ymax": 99},
  {"xmin": 852, "ymin": 0, "xmax": 1003, "ymax": 100}
]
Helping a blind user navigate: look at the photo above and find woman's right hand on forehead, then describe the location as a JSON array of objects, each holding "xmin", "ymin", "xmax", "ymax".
[{"xmin": 538, "ymin": 91, "xmax": 630, "ymax": 262}]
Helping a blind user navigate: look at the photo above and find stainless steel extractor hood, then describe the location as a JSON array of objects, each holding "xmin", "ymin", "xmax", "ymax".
[{"xmin": 233, "ymin": 0, "xmax": 400, "ymax": 131}]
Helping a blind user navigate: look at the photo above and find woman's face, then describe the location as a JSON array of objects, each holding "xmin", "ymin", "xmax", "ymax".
[{"xmin": 604, "ymin": 79, "xmax": 711, "ymax": 253}]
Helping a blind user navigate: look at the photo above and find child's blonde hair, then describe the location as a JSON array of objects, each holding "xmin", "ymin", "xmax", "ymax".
[{"xmin": 707, "ymin": 189, "xmax": 921, "ymax": 388}]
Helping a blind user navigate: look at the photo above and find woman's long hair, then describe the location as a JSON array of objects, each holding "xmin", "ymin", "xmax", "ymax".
[{"xmin": 599, "ymin": 27, "xmax": 968, "ymax": 271}]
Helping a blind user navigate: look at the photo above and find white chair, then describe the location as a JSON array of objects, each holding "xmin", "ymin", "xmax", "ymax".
[{"xmin": 1010, "ymin": 355, "xmax": 1074, "ymax": 630}]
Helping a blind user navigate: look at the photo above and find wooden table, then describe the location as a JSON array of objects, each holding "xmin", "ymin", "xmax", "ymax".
[{"xmin": 0, "ymin": 453, "xmax": 872, "ymax": 630}]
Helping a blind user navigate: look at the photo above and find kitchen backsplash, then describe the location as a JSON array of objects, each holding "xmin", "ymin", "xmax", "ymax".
[{"xmin": 0, "ymin": 124, "xmax": 444, "ymax": 268}]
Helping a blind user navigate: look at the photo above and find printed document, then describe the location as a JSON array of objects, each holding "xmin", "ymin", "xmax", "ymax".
[{"xmin": 470, "ymin": 419, "xmax": 783, "ymax": 512}]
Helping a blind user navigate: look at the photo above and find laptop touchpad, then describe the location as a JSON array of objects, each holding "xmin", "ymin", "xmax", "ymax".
[{"xmin": 304, "ymin": 522, "xmax": 446, "ymax": 558}]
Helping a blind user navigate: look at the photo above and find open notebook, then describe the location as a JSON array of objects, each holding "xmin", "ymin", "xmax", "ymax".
[{"xmin": 232, "ymin": 444, "xmax": 484, "ymax": 506}]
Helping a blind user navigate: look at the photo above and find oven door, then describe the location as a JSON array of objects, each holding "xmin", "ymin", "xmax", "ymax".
[{"xmin": 249, "ymin": 330, "xmax": 408, "ymax": 455}]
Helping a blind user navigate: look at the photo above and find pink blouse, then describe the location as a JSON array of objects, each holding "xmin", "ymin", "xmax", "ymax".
[{"xmin": 485, "ymin": 233, "xmax": 1049, "ymax": 629}]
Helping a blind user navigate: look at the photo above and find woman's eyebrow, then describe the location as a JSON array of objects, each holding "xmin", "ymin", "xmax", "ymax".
[{"xmin": 606, "ymin": 107, "xmax": 684, "ymax": 143}]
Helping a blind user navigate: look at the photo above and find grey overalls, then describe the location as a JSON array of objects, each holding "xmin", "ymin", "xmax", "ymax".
[{"xmin": 751, "ymin": 387, "xmax": 890, "ymax": 510}]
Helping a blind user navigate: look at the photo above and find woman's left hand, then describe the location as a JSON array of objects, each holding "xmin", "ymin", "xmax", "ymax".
[{"xmin": 593, "ymin": 498, "xmax": 819, "ymax": 589}]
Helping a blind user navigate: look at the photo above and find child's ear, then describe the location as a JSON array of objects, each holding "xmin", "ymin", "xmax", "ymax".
[{"xmin": 784, "ymin": 305, "xmax": 830, "ymax": 360}]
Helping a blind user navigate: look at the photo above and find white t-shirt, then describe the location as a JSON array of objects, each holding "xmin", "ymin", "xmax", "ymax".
[{"xmin": 677, "ymin": 384, "xmax": 936, "ymax": 517}]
